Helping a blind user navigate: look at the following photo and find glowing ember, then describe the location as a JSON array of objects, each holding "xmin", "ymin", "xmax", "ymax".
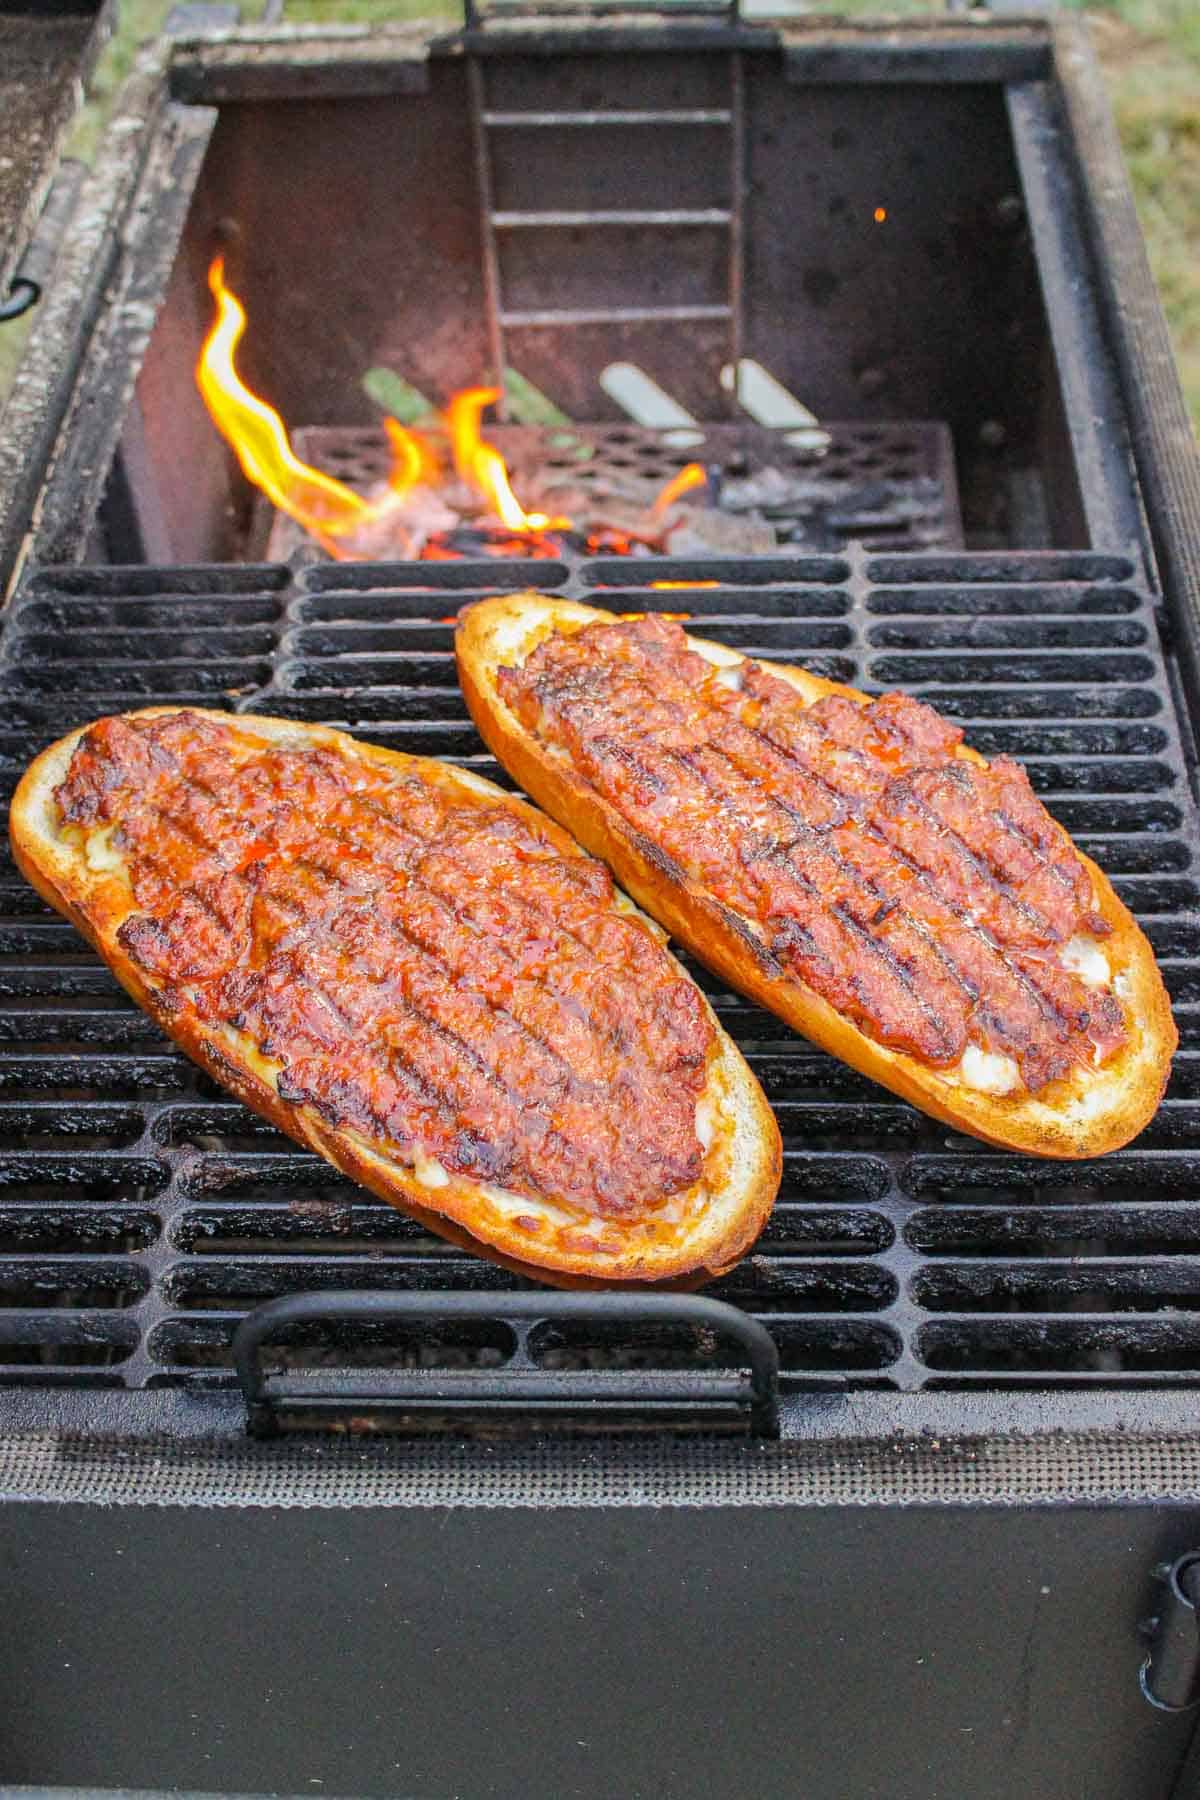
[
  {"xmin": 616, "ymin": 611, "xmax": 692, "ymax": 622},
  {"xmin": 651, "ymin": 580, "xmax": 720, "ymax": 590},
  {"xmin": 197, "ymin": 259, "xmax": 715, "ymax": 562}
]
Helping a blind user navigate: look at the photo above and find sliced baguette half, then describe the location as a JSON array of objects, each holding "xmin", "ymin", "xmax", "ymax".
[
  {"xmin": 457, "ymin": 594, "xmax": 1176, "ymax": 1160},
  {"xmin": 10, "ymin": 707, "xmax": 781, "ymax": 1287}
]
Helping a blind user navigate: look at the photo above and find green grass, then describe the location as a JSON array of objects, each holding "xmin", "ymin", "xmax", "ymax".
[
  {"xmin": 66, "ymin": 0, "xmax": 190, "ymax": 164},
  {"xmin": 1066, "ymin": 0, "xmax": 1200, "ymax": 58},
  {"xmin": 1086, "ymin": 12, "xmax": 1200, "ymax": 426},
  {"xmin": 284, "ymin": 0, "xmax": 453, "ymax": 19}
]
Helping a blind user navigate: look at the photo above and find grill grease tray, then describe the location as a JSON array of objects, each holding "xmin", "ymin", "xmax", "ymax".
[{"xmin": 0, "ymin": 548, "xmax": 1196, "ymax": 1420}]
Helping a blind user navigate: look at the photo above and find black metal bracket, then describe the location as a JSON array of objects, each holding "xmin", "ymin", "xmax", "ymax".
[
  {"xmin": 0, "ymin": 157, "xmax": 87, "ymax": 327},
  {"xmin": 1141, "ymin": 1556, "xmax": 1200, "ymax": 1711},
  {"xmin": 234, "ymin": 1290, "xmax": 780, "ymax": 1439},
  {"xmin": 0, "ymin": 277, "xmax": 40, "ymax": 324}
]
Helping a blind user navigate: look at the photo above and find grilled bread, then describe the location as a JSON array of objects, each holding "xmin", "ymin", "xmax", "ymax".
[
  {"xmin": 10, "ymin": 707, "xmax": 781, "ymax": 1286},
  {"xmin": 457, "ymin": 594, "xmax": 1176, "ymax": 1159}
]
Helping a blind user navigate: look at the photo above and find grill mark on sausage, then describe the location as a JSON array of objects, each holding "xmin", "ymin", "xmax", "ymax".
[
  {"xmin": 845, "ymin": 830, "xmax": 1071, "ymax": 1029},
  {"xmin": 238, "ymin": 844, "xmax": 695, "ymax": 1202},
  {"xmin": 674, "ymin": 744, "xmax": 964, "ymax": 1063},
  {"xmin": 707, "ymin": 715, "xmax": 1090, "ymax": 1062},
  {"xmin": 320, "ymin": 788, "xmax": 681, "ymax": 1074},
  {"xmin": 938, "ymin": 759, "xmax": 1078, "ymax": 895},
  {"xmin": 536, "ymin": 664, "xmax": 973, "ymax": 1063},
  {"xmin": 57, "ymin": 712, "xmax": 712, "ymax": 1216},
  {"xmin": 145, "ymin": 762, "xmax": 656, "ymax": 1101},
  {"xmin": 321, "ymin": 841, "xmax": 669, "ymax": 1091},
  {"xmin": 504, "ymin": 617, "xmax": 1129, "ymax": 1090},
  {"xmin": 214, "ymin": 759, "xmax": 669, "ymax": 1082},
  {"xmin": 727, "ymin": 687, "xmax": 1068, "ymax": 947},
  {"xmin": 629, "ymin": 831, "xmax": 692, "ymax": 891},
  {"xmin": 702, "ymin": 706, "xmax": 1058, "ymax": 1065},
  {"xmin": 713, "ymin": 902, "xmax": 784, "ymax": 979}
]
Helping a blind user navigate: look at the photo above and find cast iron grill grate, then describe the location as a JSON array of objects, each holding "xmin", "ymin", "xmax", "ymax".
[{"xmin": 0, "ymin": 547, "xmax": 1196, "ymax": 1405}]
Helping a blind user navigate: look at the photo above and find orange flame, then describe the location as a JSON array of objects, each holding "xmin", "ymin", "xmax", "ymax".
[
  {"xmin": 197, "ymin": 257, "xmax": 425, "ymax": 558},
  {"xmin": 651, "ymin": 580, "xmax": 718, "ymax": 590},
  {"xmin": 198, "ymin": 262, "xmax": 713, "ymax": 561},
  {"xmin": 383, "ymin": 414, "xmax": 438, "ymax": 491},
  {"xmin": 652, "ymin": 462, "xmax": 707, "ymax": 517},
  {"xmin": 446, "ymin": 387, "xmax": 569, "ymax": 535}
]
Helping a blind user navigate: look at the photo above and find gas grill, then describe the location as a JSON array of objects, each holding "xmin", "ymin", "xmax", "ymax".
[{"xmin": 3, "ymin": 11, "xmax": 1200, "ymax": 1799}]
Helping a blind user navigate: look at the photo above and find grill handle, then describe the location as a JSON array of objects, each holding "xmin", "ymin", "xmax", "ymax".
[
  {"xmin": 1140, "ymin": 1555, "xmax": 1200, "ymax": 1712},
  {"xmin": 233, "ymin": 1289, "xmax": 780, "ymax": 1438}
]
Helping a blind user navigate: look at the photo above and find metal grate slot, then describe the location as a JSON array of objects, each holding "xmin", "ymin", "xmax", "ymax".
[
  {"xmin": 754, "ymin": 1209, "xmax": 894, "ymax": 1254},
  {"xmin": 866, "ymin": 585, "xmax": 1142, "ymax": 617},
  {"xmin": 0, "ymin": 545, "xmax": 1198, "ymax": 1421},
  {"xmin": 919, "ymin": 1319, "xmax": 1200, "ymax": 1378},
  {"xmin": 175, "ymin": 1201, "xmax": 447, "ymax": 1258},
  {"xmin": 867, "ymin": 617, "xmax": 1146, "ymax": 649},
  {"xmin": 0, "ymin": 1106, "xmax": 147, "ymax": 1149},
  {"xmin": 1, "ymin": 660, "xmax": 274, "ymax": 696},
  {"xmin": 922, "ymin": 687, "xmax": 1162, "ymax": 719},
  {"xmin": 0, "ymin": 1208, "xmax": 161, "ymax": 1254},
  {"xmin": 154, "ymin": 1108, "xmax": 294, "ymax": 1152},
  {"xmin": 147, "ymin": 1316, "xmax": 516, "ymax": 1374},
  {"xmin": 0, "ymin": 1262, "xmax": 149, "ymax": 1309},
  {"xmin": 907, "ymin": 1204, "xmax": 1200, "ymax": 1258}
]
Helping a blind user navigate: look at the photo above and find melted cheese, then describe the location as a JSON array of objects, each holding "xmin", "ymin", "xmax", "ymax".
[
  {"xmin": 413, "ymin": 1148, "xmax": 450, "ymax": 1190},
  {"xmin": 1061, "ymin": 935, "xmax": 1111, "ymax": 987},
  {"xmin": 688, "ymin": 638, "xmax": 744, "ymax": 670},
  {"xmin": 85, "ymin": 825, "xmax": 125, "ymax": 874},
  {"xmin": 958, "ymin": 1045, "xmax": 1021, "ymax": 1096}
]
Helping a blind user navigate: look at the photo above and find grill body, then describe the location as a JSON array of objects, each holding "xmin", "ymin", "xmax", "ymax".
[
  {"xmin": 3, "ymin": 16, "xmax": 1200, "ymax": 1799},
  {"xmin": 3, "ymin": 1493, "xmax": 1199, "ymax": 1800}
]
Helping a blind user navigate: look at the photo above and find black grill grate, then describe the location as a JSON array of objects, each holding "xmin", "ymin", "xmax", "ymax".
[{"xmin": 0, "ymin": 548, "xmax": 1197, "ymax": 1408}]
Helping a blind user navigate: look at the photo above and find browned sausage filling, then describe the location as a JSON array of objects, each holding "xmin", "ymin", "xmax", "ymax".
[
  {"xmin": 499, "ymin": 615, "xmax": 1127, "ymax": 1092},
  {"xmin": 55, "ymin": 711, "xmax": 715, "ymax": 1217}
]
